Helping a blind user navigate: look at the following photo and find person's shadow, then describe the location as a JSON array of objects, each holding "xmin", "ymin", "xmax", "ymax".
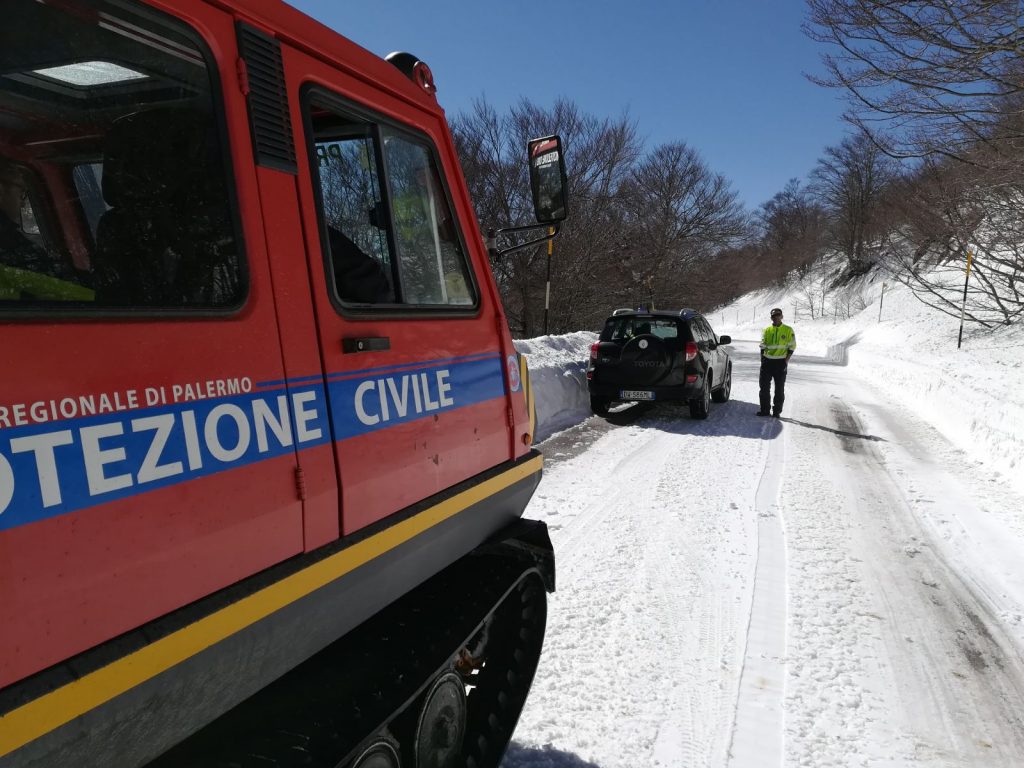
[
  {"xmin": 501, "ymin": 743, "xmax": 603, "ymax": 767},
  {"xmin": 778, "ymin": 416, "xmax": 886, "ymax": 443}
]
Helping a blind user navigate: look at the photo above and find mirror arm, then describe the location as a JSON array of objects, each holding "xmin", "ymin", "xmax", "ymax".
[{"xmin": 486, "ymin": 223, "xmax": 561, "ymax": 258}]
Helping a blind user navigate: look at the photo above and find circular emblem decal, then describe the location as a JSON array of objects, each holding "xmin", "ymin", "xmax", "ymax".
[
  {"xmin": 507, "ymin": 354, "xmax": 522, "ymax": 392},
  {"xmin": 639, "ymin": 339, "xmax": 649, "ymax": 350}
]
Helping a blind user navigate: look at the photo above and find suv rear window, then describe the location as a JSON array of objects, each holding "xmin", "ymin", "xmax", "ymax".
[{"xmin": 601, "ymin": 316, "xmax": 682, "ymax": 342}]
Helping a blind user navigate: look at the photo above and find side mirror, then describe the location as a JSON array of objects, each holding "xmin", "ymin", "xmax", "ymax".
[
  {"xmin": 487, "ymin": 137, "xmax": 569, "ymax": 257},
  {"xmin": 528, "ymin": 134, "xmax": 568, "ymax": 223},
  {"xmin": 718, "ymin": 335, "xmax": 732, "ymax": 345}
]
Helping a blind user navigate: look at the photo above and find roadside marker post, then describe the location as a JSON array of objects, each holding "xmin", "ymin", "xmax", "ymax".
[
  {"xmin": 878, "ymin": 282, "xmax": 886, "ymax": 323},
  {"xmin": 957, "ymin": 250, "xmax": 973, "ymax": 350}
]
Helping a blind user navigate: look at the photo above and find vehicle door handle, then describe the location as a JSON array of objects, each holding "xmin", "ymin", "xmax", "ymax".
[{"xmin": 342, "ymin": 336, "xmax": 391, "ymax": 353}]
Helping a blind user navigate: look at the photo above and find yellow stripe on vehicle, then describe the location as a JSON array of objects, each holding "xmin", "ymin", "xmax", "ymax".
[{"xmin": 0, "ymin": 454, "xmax": 543, "ymax": 758}]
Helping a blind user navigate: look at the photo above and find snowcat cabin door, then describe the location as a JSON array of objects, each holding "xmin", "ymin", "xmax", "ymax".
[{"xmin": 294, "ymin": 82, "xmax": 509, "ymax": 535}]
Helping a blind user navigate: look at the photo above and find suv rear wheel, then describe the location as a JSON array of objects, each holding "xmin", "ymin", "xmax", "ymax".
[
  {"xmin": 590, "ymin": 395, "xmax": 610, "ymax": 416},
  {"xmin": 689, "ymin": 375, "xmax": 711, "ymax": 420},
  {"xmin": 711, "ymin": 363, "xmax": 732, "ymax": 403}
]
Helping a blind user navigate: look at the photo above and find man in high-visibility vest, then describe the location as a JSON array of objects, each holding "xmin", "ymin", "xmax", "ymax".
[{"xmin": 758, "ymin": 307, "xmax": 796, "ymax": 417}]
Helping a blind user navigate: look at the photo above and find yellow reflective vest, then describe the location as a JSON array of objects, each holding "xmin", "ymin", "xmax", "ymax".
[{"xmin": 760, "ymin": 323, "xmax": 796, "ymax": 360}]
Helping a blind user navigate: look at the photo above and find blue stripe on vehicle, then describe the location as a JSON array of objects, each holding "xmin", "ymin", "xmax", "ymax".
[
  {"xmin": 0, "ymin": 355, "xmax": 508, "ymax": 532},
  {"xmin": 0, "ymin": 385, "xmax": 330, "ymax": 532},
  {"xmin": 326, "ymin": 355, "xmax": 506, "ymax": 439}
]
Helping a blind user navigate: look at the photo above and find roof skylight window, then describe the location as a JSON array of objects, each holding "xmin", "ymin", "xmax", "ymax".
[{"xmin": 31, "ymin": 61, "xmax": 147, "ymax": 87}]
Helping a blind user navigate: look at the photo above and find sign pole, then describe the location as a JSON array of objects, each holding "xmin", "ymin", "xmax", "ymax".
[
  {"xmin": 543, "ymin": 227, "xmax": 553, "ymax": 335},
  {"xmin": 957, "ymin": 250, "xmax": 973, "ymax": 349}
]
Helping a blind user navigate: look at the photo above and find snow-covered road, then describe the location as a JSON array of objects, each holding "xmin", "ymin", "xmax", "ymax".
[{"xmin": 503, "ymin": 340, "xmax": 1024, "ymax": 768}]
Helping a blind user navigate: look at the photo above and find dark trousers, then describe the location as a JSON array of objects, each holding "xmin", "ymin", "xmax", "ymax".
[{"xmin": 759, "ymin": 357, "xmax": 788, "ymax": 414}]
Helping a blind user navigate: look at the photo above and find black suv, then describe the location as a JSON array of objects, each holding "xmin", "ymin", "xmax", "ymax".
[{"xmin": 587, "ymin": 309, "xmax": 733, "ymax": 419}]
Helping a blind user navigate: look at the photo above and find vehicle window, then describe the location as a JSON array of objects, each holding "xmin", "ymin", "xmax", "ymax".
[
  {"xmin": 601, "ymin": 316, "xmax": 679, "ymax": 342},
  {"xmin": 306, "ymin": 95, "xmax": 476, "ymax": 308},
  {"xmin": 650, "ymin": 322, "xmax": 678, "ymax": 340},
  {"xmin": 0, "ymin": 0, "xmax": 244, "ymax": 311},
  {"xmin": 382, "ymin": 133, "xmax": 473, "ymax": 305},
  {"xmin": 310, "ymin": 113, "xmax": 396, "ymax": 304}
]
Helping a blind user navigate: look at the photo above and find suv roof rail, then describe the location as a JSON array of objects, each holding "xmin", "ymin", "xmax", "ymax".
[
  {"xmin": 611, "ymin": 308, "xmax": 634, "ymax": 316},
  {"xmin": 678, "ymin": 308, "xmax": 698, "ymax": 318}
]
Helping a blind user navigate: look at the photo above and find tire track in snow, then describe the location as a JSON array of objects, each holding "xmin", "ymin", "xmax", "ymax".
[
  {"xmin": 727, "ymin": 420, "xmax": 788, "ymax": 768},
  {"xmin": 827, "ymin": 401, "xmax": 1024, "ymax": 764},
  {"xmin": 648, "ymin": 449, "xmax": 736, "ymax": 768},
  {"xmin": 513, "ymin": 402, "xmax": 763, "ymax": 768},
  {"xmin": 779, "ymin": 390, "xmax": 917, "ymax": 766},
  {"xmin": 777, "ymin": 378, "xmax": 1024, "ymax": 766},
  {"xmin": 548, "ymin": 426, "xmax": 673, "ymax": 561}
]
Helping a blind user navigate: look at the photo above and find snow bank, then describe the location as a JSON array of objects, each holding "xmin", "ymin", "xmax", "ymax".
[{"xmin": 514, "ymin": 332, "xmax": 596, "ymax": 443}]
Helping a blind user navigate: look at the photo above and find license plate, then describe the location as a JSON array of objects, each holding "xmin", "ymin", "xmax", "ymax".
[{"xmin": 620, "ymin": 390, "xmax": 654, "ymax": 400}]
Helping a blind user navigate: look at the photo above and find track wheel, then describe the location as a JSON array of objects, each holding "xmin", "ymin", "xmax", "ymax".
[
  {"xmin": 415, "ymin": 672, "xmax": 466, "ymax": 768},
  {"xmin": 349, "ymin": 738, "xmax": 401, "ymax": 768}
]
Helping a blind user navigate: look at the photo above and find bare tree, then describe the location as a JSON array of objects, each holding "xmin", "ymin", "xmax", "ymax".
[
  {"xmin": 811, "ymin": 134, "xmax": 898, "ymax": 277},
  {"xmin": 880, "ymin": 157, "xmax": 1024, "ymax": 326},
  {"xmin": 758, "ymin": 178, "xmax": 829, "ymax": 280},
  {"xmin": 806, "ymin": 1, "xmax": 1024, "ymax": 328},
  {"xmin": 804, "ymin": 0, "xmax": 1024, "ymax": 167},
  {"xmin": 699, "ymin": 242, "xmax": 765, "ymax": 311},
  {"xmin": 453, "ymin": 100, "xmax": 755, "ymax": 332},
  {"xmin": 617, "ymin": 142, "xmax": 746, "ymax": 310},
  {"xmin": 452, "ymin": 97, "xmax": 642, "ymax": 334}
]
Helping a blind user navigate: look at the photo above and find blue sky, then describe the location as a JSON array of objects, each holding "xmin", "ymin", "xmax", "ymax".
[{"xmin": 290, "ymin": 0, "xmax": 850, "ymax": 210}]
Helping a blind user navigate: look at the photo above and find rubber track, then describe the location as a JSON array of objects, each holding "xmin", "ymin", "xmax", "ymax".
[
  {"xmin": 463, "ymin": 572, "xmax": 546, "ymax": 768},
  {"xmin": 147, "ymin": 546, "xmax": 548, "ymax": 768}
]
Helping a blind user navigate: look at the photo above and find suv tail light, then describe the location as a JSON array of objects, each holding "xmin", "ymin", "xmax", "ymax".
[
  {"xmin": 590, "ymin": 342, "xmax": 599, "ymax": 361},
  {"xmin": 685, "ymin": 341, "xmax": 698, "ymax": 362}
]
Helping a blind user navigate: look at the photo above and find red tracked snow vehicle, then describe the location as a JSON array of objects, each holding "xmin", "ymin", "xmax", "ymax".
[{"xmin": 0, "ymin": 1, "xmax": 566, "ymax": 765}]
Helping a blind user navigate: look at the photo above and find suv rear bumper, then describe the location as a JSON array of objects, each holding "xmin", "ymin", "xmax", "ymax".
[{"xmin": 588, "ymin": 377, "xmax": 706, "ymax": 403}]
